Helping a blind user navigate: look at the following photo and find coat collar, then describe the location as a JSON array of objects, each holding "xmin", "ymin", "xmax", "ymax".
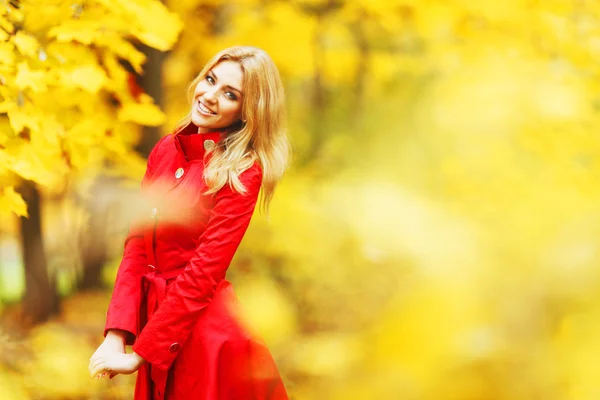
[{"xmin": 173, "ymin": 123, "xmax": 225, "ymax": 162}]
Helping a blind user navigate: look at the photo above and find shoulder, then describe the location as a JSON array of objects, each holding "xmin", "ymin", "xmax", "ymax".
[
  {"xmin": 147, "ymin": 134, "xmax": 175, "ymax": 165},
  {"xmin": 219, "ymin": 162, "xmax": 262, "ymax": 199},
  {"xmin": 151, "ymin": 134, "xmax": 174, "ymax": 155},
  {"xmin": 238, "ymin": 162, "xmax": 263, "ymax": 188}
]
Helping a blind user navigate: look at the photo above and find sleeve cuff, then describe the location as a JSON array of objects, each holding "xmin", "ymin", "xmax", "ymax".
[
  {"xmin": 103, "ymin": 325, "xmax": 137, "ymax": 346},
  {"xmin": 132, "ymin": 338, "xmax": 181, "ymax": 371}
]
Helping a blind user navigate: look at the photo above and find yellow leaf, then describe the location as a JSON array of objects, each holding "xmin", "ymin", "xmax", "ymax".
[
  {"xmin": 7, "ymin": 141, "xmax": 64, "ymax": 186},
  {"xmin": 0, "ymin": 42, "xmax": 15, "ymax": 66},
  {"xmin": 45, "ymin": 41, "xmax": 98, "ymax": 66},
  {"xmin": 95, "ymin": 35, "xmax": 146, "ymax": 74},
  {"xmin": 118, "ymin": 96, "xmax": 166, "ymax": 126},
  {"xmin": 0, "ymin": 119, "xmax": 13, "ymax": 145},
  {"xmin": 108, "ymin": 0, "xmax": 183, "ymax": 51},
  {"xmin": 15, "ymin": 62, "xmax": 48, "ymax": 92},
  {"xmin": 0, "ymin": 15, "xmax": 14, "ymax": 35},
  {"xmin": 21, "ymin": 0, "xmax": 74, "ymax": 35},
  {"xmin": 102, "ymin": 53, "xmax": 129, "ymax": 93},
  {"xmin": 58, "ymin": 65, "xmax": 106, "ymax": 93},
  {"xmin": 135, "ymin": 23, "xmax": 183, "ymax": 52},
  {"xmin": 48, "ymin": 21, "xmax": 99, "ymax": 45},
  {"xmin": 7, "ymin": 106, "xmax": 41, "ymax": 134},
  {"xmin": 0, "ymin": 186, "xmax": 28, "ymax": 217},
  {"xmin": 0, "ymin": 99, "xmax": 14, "ymax": 114},
  {"xmin": 11, "ymin": 31, "xmax": 39, "ymax": 58}
]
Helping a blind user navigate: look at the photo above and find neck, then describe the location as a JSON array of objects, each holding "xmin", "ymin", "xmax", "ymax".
[
  {"xmin": 197, "ymin": 121, "xmax": 243, "ymax": 135},
  {"xmin": 197, "ymin": 126, "xmax": 213, "ymax": 134}
]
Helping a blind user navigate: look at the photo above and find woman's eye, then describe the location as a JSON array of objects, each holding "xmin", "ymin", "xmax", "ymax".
[
  {"xmin": 225, "ymin": 92, "xmax": 237, "ymax": 100},
  {"xmin": 206, "ymin": 76, "xmax": 215, "ymax": 84}
]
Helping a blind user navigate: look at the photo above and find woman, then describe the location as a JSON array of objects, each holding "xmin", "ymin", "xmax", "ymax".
[{"xmin": 88, "ymin": 46, "xmax": 290, "ymax": 400}]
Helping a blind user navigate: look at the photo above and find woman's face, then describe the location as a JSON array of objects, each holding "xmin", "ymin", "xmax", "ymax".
[{"xmin": 191, "ymin": 60, "xmax": 244, "ymax": 133}]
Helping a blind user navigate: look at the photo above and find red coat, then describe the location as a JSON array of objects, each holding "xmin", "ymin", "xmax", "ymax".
[{"xmin": 104, "ymin": 123, "xmax": 289, "ymax": 400}]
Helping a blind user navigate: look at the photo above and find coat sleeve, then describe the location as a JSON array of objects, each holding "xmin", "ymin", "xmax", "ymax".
[
  {"xmin": 103, "ymin": 135, "xmax": 170, "ymax": 345},
  {"xmin": 132, "ymin": 163, "xmax": 263, "ymax": 370}
]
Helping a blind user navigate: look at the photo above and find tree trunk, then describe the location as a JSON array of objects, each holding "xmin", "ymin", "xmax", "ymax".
[
  {"xmin": 78, "ymin": 224, "xmax": 107, "ymax": 289},
  {"xmin": 19, "ymin": 181, "xmax": 58, "ymax": 324},
  {"xmin": 78, "ymin": 175, "xmax": 111, "ymax": 290},
  {"xmin": 136, "ymin": 43, "xmax": 166, "ymax": 158}
]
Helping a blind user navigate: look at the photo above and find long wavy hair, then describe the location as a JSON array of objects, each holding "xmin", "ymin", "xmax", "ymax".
[{"xmin": 173, "ymin": 46, "xmax": 290, "ymax": 212}]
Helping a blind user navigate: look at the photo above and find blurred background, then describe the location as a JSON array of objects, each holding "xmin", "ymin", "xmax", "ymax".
[{"xmin": 2, "ymin": 0, "xmax": 600, "ymax": 399}]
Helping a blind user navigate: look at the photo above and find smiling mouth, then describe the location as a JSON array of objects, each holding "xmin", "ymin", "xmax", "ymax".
[{"xmin": 197, "ymin": 100, "xmax": 217, "ymax": 116}]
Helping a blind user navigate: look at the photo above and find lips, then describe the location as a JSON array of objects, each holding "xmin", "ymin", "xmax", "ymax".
[{"xmin": 197, "ymin": 100, "xmax": 216, "ymax": 116}]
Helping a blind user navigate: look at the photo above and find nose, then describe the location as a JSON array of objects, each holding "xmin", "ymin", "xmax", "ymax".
[{"xmin": 203, "ymin": 89, "xmax": 217, "ymax": 103}]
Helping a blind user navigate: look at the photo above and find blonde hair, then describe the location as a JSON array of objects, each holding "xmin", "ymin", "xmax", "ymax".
[{"xmin": 173, "ymin": 46, "xmax": 290, "ymax": 212}]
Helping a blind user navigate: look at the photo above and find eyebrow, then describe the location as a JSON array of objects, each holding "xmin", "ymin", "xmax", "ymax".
[{"xmin": 210, "ymin": 70, "xmax": 243, "ymax": 96}]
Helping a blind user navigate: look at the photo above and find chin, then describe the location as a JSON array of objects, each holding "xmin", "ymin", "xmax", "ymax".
[{"xmin": 190, "ymin": 114, "xmax": 208, "ymax": 128}]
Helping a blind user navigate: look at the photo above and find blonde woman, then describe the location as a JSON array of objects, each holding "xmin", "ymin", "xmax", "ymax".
[{"xmin": 89, "ymin": 46, "xmax": 290, "ymax": 400}]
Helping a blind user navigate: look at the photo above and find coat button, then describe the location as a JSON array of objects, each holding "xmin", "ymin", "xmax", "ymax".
[
  {"xmin": 175, "ymin": 167, "xmax": 184, "ymax": 179},
  {"xmin": 150, "ymin": 207, "xmax": 157, "ymax": 219},
  {"xmin": 169, "ymin": 343, "xmax": 180, "ymax": 353},
  {"xmin": 204, "ymin": 139, "xmax": 215, "ymax": 151}
]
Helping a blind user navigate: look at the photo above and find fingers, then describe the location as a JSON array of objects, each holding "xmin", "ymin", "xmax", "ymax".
[
  {"xmin": 91, "ymin": 364, "xmax": 113, "ymax": 379},
  {"xmin": 90, "ymin": 362, "xmax": 104, "ymax": 378},
  {"xmin": 88, "ymin": 348, "xmax": 117, "ymax": 377},
  {"xmin": 89, "ymin": 357, "xmax": 110, "ymax": 378},
  {"xmin": 90, "ymin": 362, "xmax": 106, "ymax": 378},
  {"xmin": 89, "ymin": 346, "xmax": 128, "ymax": 380},
  {"xmin": 89, "ymin": 352, "xmax": 101, "ymax": 365},
  {"xmin": 89, "ymin": 351, "xmax": 138, "ymax": 379},
  {"xmin": 94, "ymin": 372, "xmax": 113, "ymax": 380},
  {"xmin": 89, "ymin": 346, "xmax": 107, "ymax": 365},
  {"xmin": 91, "ymin": 358, "xmax": 106, "ymax": 373}
]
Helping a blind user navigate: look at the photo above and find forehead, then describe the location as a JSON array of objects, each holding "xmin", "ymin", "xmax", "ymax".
[{"xmin": 211, "ymin": 60, "xmax": 243, "ymax": 90}]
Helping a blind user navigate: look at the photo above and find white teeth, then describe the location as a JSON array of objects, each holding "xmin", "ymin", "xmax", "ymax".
[{"xmin": 198, "ymin": 101, "xmax": 216, "ymax": 115}]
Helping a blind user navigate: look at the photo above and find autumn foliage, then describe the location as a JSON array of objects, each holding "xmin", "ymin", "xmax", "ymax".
[{"xmin": 0, "ymin": 0, "xmax": 182, "ymax": 216}]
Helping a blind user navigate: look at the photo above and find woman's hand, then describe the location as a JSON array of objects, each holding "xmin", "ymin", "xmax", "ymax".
[
  {"xmin": 89, "ymin": 351, "xmax": 145, "ymax": 379},
  {"xmin": 88, "ymin": 329, "xmax": 128, "ymax": 379},
  {"xmin": 92, "ymin": 330, "xmax": 126, "ymax": 356}
]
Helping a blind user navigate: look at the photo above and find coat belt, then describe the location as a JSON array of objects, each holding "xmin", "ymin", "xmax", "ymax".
[
  {"xmin": 139, "ymin": 267, "xmax": 185, "ymax": 399},
  {"xmin": 142, "ymin": 267, "xmax": 184, "ymax": 318}
]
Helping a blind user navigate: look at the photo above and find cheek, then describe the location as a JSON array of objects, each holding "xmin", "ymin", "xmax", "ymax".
[
  {"xmin": 224, "ymin": 103, "xmax": 242, "ymax": 119},
  {"xmin": 193, "ymin": 81, "xmax": 206, "ymax": 96}
]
